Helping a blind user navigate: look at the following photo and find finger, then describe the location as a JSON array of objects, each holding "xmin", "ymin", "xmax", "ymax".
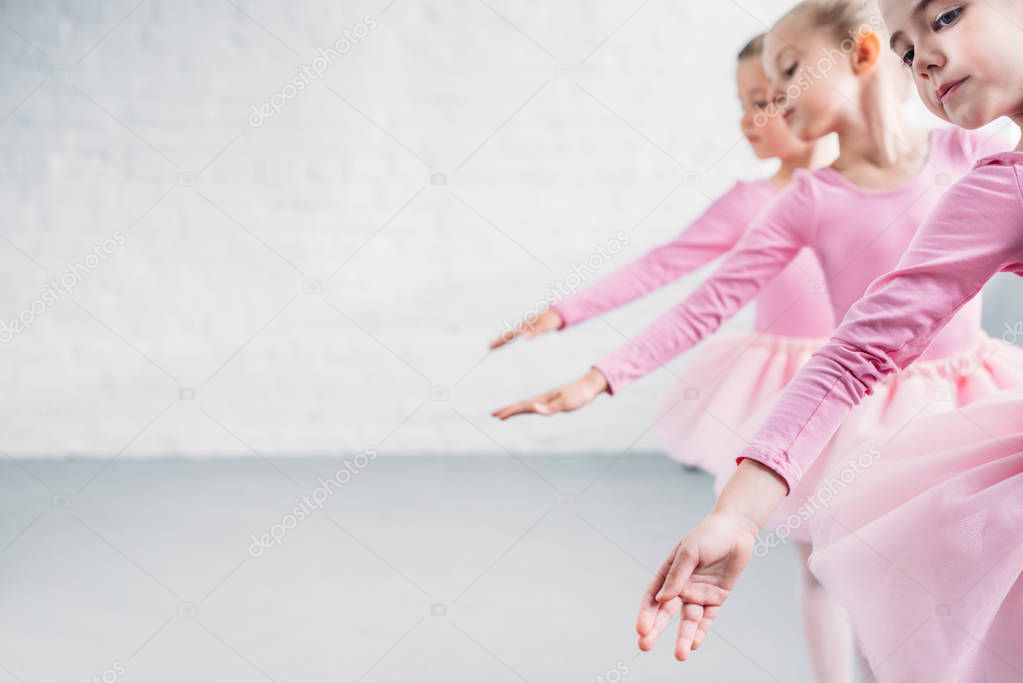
[
  {"xmin": 637, "ymin": 597, "xmax": 681, "ymax": 651},
  {"xmin": 675, "ymin": 602, "xmax": 704, "ymax": 661},
  {"xmin": 488, "ymin": 326, "xmax": 525, "ymax": 349},
  {"xmin": 656, "ymin": 543, "xmax": 699, "ymax": 602},
  {"xmin": 519, "ymin": 389, "xmax": 562, "ymax": 416},
  {"xmin": 691, "ymin": 606, "xmax": 719, "ymax": 651},
  {"xmin": 488, "ymin": 335, "xmax": 511, "ymax": 350},
  {"xmin": 637, "ymin": 545, "xmax": 679, "ymax": 636},
  {"xmin": 680, "ymin": 581, "xmax": 730, "ymax": 606},
  {"xmin": 491, "ymin": 399, "xmax": 541, "ymax": 420},
  {"xmin": 492, "ymin": 387, "xmax": 566, "ymax": 420},
  {"xmin": 533, "ymin": 396, "xmax": 565, "ymax": 415}
]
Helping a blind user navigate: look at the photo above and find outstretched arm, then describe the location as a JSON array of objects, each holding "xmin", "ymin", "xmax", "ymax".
[
  {"xmin": 553, "ymin": 185, "xmax": 757, "ymax": 327},
  {"xmin": 594, "ymin": 188, "xmax": 814, "ymax": 394},
  {"xmin": 489, "ymin": 184, "xmax": 759, "ymax": 349}
]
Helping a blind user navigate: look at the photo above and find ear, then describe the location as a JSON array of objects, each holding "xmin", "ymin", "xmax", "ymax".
[{"xmin": 852, "ymin": 31, "xmax": 882, "ymax": 75}]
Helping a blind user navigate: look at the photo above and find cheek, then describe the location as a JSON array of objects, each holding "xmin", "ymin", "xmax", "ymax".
[
  {"xmin": 795, "ymin": 85, "xmax": 830, "ymax": 118},
  {"xmin": 761, "ymin": 116, "xmax": 792, "ymax": 141},
  {"xmin": 957, "ymin": 40, "xmax": 997, "ymax": 80}
]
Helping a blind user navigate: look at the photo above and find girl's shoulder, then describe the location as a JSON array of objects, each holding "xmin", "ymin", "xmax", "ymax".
[
  {"xmin": 782, "ymin": 166, "xmax": 830, "ymax": 200},
  {"xmin": 970, "ymin": 151, "xmax": 1023, "ymax": 210},
  {"xmin": 939, "ymin": 150, "xmax": 1023, "ymax": 230},
  {"xmin": 933, "ymin": 150, "xmax": 1023, "ymax": 255},
  {"xmin": 754, "ymin": 170, "xmax": 822, "ymax": 224}
]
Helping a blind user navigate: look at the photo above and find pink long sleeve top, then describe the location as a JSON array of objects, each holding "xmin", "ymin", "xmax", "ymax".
[
  {"xmin": 553, "ymin": 179, "xmax": 834, "ymax": 339},
  {"xmin": 743, "ymin": 148, "xmax": 1023, "ymax": 492},
  {"xmin": 592, "ymin": 127, "xmax": 1006, "ymax": 394}
]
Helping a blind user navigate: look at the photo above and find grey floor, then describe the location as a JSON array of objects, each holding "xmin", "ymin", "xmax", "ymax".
[{"xmin": 0, "ymin": 454, "xmax": 814, "ymax": 682}]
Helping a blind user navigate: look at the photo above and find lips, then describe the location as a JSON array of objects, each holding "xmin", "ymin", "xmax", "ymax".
[{"xmin": 936, "ymin": 77, "xmax": 968, "ymax": 105}]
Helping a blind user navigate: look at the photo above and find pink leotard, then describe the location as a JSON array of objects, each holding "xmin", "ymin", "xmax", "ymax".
[
  {"xmin": 553, "ymin": 180, "xmax": 833, "ymax": 340},
  {"xmin": 743, "ymin": 149, "xmax": 1023, "ymax": 491},
  {"xmin": 591, "ymin": 127, "xmax": 1005, "ymax": 394}
]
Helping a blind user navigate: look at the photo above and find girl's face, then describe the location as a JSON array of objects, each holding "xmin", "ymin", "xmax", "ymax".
[
  {"xmin": 737, "ymin": 56, "xmax": 810, "ymax": 159},
  {"xmin": 883, "ymin": 0, "xmax": 1023, "ymax": 129},
  {"xmin": 762, "ymin": 13, "xmax": 872, "ymax": 142}
]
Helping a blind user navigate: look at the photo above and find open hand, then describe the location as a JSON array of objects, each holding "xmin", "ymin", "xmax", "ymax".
[
  {"xmin": 488, "ymin": 308, "xmax": 563, "ymax": 350},
  {"xmin": 491, "ymin": 368, "xmax": 609, "ymax": 420},
  {"xmin": 636, "ymin": 511, "xmax": 758, "ymax": 660}
]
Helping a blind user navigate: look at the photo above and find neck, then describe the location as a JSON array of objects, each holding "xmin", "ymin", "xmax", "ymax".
[
  {"xmin": 772, "ymin": 142, "xmax": 829, "ymax": 186},
  {"xmin": 834, "ymin": 83, "xmax": 926, "ymax": 169}
]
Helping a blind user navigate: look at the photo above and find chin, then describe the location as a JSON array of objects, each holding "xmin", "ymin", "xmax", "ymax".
[{"xmin": 943, "ymin": 104, "xmax": 991, "ymax": 129}]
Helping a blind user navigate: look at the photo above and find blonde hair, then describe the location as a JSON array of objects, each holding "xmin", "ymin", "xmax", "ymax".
[
  {"xmin": 737, "ymin": 33, "xmax": 766, "ymax": 61},
  {"xmin": 784, "ymin": 0, "xmax": 883, "ymax": 46}
]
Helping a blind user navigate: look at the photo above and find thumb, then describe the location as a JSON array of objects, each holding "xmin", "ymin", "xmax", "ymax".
[
  {"xmin": 656, "ymin": 544, "xmax": 700, "ymax": 602},
  {"xmin": 533, "ymin": 397, "xmax": 561, "ymax": 414}
]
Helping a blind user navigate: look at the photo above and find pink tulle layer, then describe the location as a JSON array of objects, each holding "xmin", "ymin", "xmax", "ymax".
[
  {"xmin": 809, "ymin": 390, "xmax": 1023, "ymax": 681},
  {"xmin": 656, "ymin": 331, "xmax": 825, "ymax": 478}
]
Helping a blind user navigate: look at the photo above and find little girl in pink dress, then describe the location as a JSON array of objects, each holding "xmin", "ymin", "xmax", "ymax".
[{"xmin": 640, "ymin": 1, "xmax": 1023, "ymax": 679}]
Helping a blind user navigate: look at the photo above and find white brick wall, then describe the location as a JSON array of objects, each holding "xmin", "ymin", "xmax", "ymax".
[{"xmin": 1, "ymin": 0, "xmax": 1019, "ymax": 458}]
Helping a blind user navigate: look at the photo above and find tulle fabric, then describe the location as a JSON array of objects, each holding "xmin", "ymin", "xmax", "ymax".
[
  {"xmin": 655, "ymin": 331, "xmax": 825, "ymax": 478},
  {"xmin": 764, "ymin": 333, "xmax": 1023, "ymax": 544},
  {"xmin": 807, "ymin": 389, "xmax": 1023, "ymax": 681}
]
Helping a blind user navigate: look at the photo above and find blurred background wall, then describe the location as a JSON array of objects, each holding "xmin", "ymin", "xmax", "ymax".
[{"xmin": 1, "ymin": 0, "xmax": 1019, "ymax": 458}]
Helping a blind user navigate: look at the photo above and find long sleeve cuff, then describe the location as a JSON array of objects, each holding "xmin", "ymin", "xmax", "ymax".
[
  {"xmin": 737, "ymin": 445, "xmax": 802, "ymax": 495},
  {"xmin": 591, "ymin": 357, "xmax": 636, "ymax": 396},
  {"xmin": 551, "ymin": 299, "xmax": 591, "ymax": 328}
]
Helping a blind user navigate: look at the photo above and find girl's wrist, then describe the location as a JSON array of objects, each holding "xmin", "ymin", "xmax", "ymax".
[
  {"xmin": 711, "ymin": 460, "xmax": 789, "ymax": 531},
  {"xmin": 583, "ymin": 367, "xmax": 610, "ymax": 393},
  {"xmin": 549, "ymin": 306, "xmax": 566, "ymax": 330}
]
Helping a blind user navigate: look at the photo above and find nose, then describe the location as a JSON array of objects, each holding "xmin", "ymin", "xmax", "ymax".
[
  {"xmin": 915, "ymin": 44, "xmax": 945, "ymax": 82},
  {"xmin": 741, "ymin": 108, "xmax": 754, "ymax": 130}
]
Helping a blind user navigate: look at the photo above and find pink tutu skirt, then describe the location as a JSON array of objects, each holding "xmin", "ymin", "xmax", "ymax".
[
  {"xmin": 807, "ymin": 390, "xmax": 1023, "ymax": 681},
  {"xmin": 764, "ymin": 333, "xmax": 1023, "ymax": 544},
  {"xmin": 655, "ymin": 331, "xmax": 824, "ymax": 478}
]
